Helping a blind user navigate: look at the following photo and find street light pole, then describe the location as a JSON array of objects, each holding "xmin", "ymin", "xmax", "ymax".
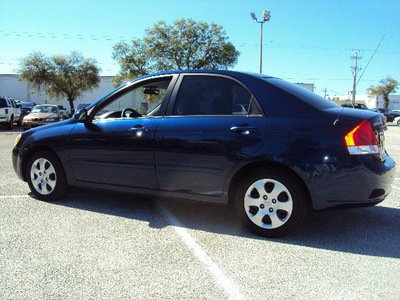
[
  {"xmin": 259, "ymin": 22, "xmax": 263, "ymax": 74},
  {"xmin": 251, "ymin": 10, "xmax": 271, "ymax": 74}
]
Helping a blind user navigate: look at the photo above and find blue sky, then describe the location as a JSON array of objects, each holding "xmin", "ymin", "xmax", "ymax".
[{"xmin": 1, "ymin": 0, "xmax": 399, "ymax": 97}]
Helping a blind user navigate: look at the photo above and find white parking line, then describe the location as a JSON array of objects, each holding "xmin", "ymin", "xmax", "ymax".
[
  {"xmin": 0, "ymin": 195, "xmax": 30, "ymax": 199},
  {"xmin": 156, "ymin": 201, "xmax": 246, "ymax": 300},
  {"xmin": 392, "ymin": 185, "xmax": 400, "ymax": 191}
]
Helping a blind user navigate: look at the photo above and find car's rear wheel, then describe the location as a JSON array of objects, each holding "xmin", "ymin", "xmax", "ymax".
[
  {"xmin": 16, "ymin": 117, "xmax": 22, "ymax": 127},
  {"xmin": 6, "ymin": 115, "xmax": 13, "ymax": 130},
  {"xmin": 235, "ymin": 168, "xmax": 309, "ymax": 238},
  {"xmin": 26, "ymin": 151, "xmax": 68, "ymax": 201}
]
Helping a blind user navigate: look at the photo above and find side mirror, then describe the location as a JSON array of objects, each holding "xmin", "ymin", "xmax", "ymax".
[{"xmin": 74, "ymin": 109, "xmax": 88, "ymax": 123}]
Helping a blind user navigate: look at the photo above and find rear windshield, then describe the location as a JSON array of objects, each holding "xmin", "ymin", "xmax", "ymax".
[
  {"xmin": 263, "ymin": 77, "xmax": 339, "ymax": 110},
  {"xmin": 0, "ymin": 98, "xmax": 8, "ymax": 108},
  {"xmin": 20, "ymin": 102, "xmax": 34, "ymax": 108}
]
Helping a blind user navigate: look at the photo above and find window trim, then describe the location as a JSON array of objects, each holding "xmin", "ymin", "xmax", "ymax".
[
  {"xmin": 87, "ymin": 74, "xmax": 178, "ymax": 122},
  {"xmin": 165, "ymin": 73, "xmax": 264, "ymax": 117}
]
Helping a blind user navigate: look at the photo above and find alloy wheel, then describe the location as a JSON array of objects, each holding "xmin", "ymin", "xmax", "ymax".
[
  {"xmin": 30, "ymin": 158, "xmax": 57, "ymax": 195},
  {"xmin": 244, "ymin": 178, "xmax": 293, "ymax": 229}
]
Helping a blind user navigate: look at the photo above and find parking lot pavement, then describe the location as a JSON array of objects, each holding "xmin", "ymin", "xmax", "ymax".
[{"xmin": 1, "ymin": 126, "xmax": 399, "ymax": 299}]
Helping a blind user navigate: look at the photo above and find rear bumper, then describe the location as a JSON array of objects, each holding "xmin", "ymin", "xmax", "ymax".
[
  {"xmin": 0, "ymin": 116, "xmax": 10, "ymax": 123},
  {"xmin": 303, "ymin": 153, "xmax": 396, "ymax": 210}
]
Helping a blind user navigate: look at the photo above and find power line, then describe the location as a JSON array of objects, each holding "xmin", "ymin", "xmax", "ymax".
[
  {"xmin": 3, "ymin": 30, "xmax": 399, "ymax": 55},
  {"xmin": 0, "ymin": 29, "xmax": 135, "ymax": 42},
  {"xmin": 356, "ymin": 34, "xmax": 385, "ymax": 86}
]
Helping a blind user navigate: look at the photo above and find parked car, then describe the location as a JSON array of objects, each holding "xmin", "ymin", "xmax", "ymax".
[
  {"xmin": 12, "ymin": 70, "xmax": 395, "ymax": 237},
  {"xmin": 341, "ymin": 102, "xmax": 369, "ymax": 110},
  {"xmin": 371, "ymin": 108, "xmax": 400, "ymax": 122},
  {"xmin": 76, "ymin": 103, "xmax": 92, "ymax": 111},
  {"xmin": 57, "ymin": 105, "xmax": 68, "ymax": 117},
  {"xmin": 394, "ymin": 116, "xmax": 400, "ymax": 126},
  {"xmin": 18, "ymin": 102, "xmax": 36, "ymax": 119},
  {"xmin": 22, "ymin": 104, "xmax": 64, "ymax": 130},
  {"xmin": 0, "ymin": 96, "xmax": 22, "ymax": 129}
]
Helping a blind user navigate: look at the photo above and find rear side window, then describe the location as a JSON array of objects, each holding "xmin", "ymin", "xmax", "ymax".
[
  {"xmin": 0, "ymin": 98, "xmax": 8, "ymax": 108},
  {"xmin": 172, "ymin": 76, "xmax": 257, "ymax": 116},
  {"xmin": 265, "ymin": 78, "xmax": 338, "ymax": 110}
]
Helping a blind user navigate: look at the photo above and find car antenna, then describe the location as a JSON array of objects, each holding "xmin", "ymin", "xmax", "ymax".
[
  {"xmin": 334, "ymin": 105, "xmax": 346, "ymax": 126},
  {"xmin": 334, "ymin": 96, "xmax": 353, "ymax": 126}
]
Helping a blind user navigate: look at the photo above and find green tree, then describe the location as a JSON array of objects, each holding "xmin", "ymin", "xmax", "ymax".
[
  {"xmin": 367, "ymin": 77, "xmax": 399, "ymax": 108},
  {"xmin": 112, "ymin": 18, "xmax": 240, "ymax": 86},
  {"xmin": 17, "ymin": 51, "xmax": 101, "ymax": 113}
]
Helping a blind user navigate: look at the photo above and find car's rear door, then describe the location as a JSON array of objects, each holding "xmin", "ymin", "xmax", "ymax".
[{"xmin": 154, "ymin": 74, "xmax": 268, "ymax": 197}]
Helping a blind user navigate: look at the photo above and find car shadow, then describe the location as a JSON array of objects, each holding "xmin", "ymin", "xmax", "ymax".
[
  {"xmin": 284, "ymin": 206, "xmax": 400, "ymax": 258},
  {"xmin": 41, "ymin": 189, "xmax": 168, "ymax": 230},
  {"xmin": 42, "ymin": 189, "xmax": 400, "ymax": 259},
  {"xmin": 0, "ymin": 126, "xmax": 23, "ymax": 133}
]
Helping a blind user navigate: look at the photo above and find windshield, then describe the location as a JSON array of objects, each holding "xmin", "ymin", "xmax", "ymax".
[
  {"xmin": 354, "ymin": 103, "xmax": 368, "ymax": 109},
  {"xmin": 32, "ymin": 106, "xmax": 59, "ymax": 113}
]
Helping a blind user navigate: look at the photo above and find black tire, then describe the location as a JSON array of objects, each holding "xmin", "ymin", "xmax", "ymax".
[
  {"xmin": 235, "ymin": 168, "xmax": 309, "ymax": 238},
  {"xmin": 26, "ymin": 151, "xmax": 68, "ymax": 201},
  {"xmin": 6, "ymin": 116, "xmax": 13, "ymax": 130},
  {"xmin": 16, "ymin": 117, "xmax": 22, "ymax": 127}
]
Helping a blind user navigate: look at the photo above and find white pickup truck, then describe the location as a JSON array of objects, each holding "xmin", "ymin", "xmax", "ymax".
[{"xmin": 0, "ymin": 96, "xmax": 22, "ymax": 130}]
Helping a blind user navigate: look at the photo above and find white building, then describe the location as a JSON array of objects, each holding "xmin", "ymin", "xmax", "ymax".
[
  {"xmin": 331, "ymin": 93, "xmax": 400, "ymax": 110},
  {"xmin": 0, "ymin": 74, "xmax": 115, "ymax": 112},
  {"xmin": 295, "ymin": 83, "xmax": 314, "ymax": 92}
]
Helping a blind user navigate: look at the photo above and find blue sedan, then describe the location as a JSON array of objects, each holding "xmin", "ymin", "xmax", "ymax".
[{"xmin": 12, "ymin": 70, "xmax": 395, "ymax": 237}]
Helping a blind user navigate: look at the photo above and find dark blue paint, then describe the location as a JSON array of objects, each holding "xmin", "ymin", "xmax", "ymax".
[{"xmin": 13, "ymin": 70, "xmax": 396, "ymax": 209}]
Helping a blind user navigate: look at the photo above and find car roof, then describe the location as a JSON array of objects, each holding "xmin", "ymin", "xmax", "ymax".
[{"xmin": 130, "ymin": 70, "xmax": 275, "ymax": 83}]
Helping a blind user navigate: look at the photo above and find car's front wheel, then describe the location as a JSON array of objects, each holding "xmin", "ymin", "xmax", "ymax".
[
  {"xmin": 26, "ymin": 151, "xmax": 68, "ymax": 201},
  {"xmin": 235, "ymin": 168, "xmax": 309, "ymax": 238}
]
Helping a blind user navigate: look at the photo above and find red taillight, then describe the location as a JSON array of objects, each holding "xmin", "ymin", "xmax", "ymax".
[
  {"xmin": 344, "ymin": 120, "xmax": 379, "ymax": 155},
  {"xmin": 5, "ymin": 109, "xmax": 8, "ymax": 114}
]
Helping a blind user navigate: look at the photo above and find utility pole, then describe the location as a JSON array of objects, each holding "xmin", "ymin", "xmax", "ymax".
[
  {"xmin": 351, "ymin": 49, "xmax": 362, "ymax": 103},
  {"xmin": 250, "ymin": 11, "xmax": 271, "ymax": 74}
]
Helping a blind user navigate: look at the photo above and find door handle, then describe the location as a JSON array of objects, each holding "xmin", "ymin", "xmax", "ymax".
[
  {"xmin": 230, "ymin": 126, "xmax": 258, "ymax": 134},
  {"xmin": 129, "ymin": 125, "xmax": 149, "ymax": 137}
]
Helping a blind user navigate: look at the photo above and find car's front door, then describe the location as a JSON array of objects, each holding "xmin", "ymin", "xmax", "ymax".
[
  {"xmin": 154, "ymin": 74, "xmax": 268, "ymax": 197},
  {"xmin": 68, "ymin": 75, "xmax": 175, "ymax": 189}
]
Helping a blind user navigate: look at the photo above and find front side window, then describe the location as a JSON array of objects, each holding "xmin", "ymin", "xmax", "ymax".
[
  {"xmin": 94, "ymin": 78, "xmax": 172, "ymax": 119},
  {"xmin": 172, "ymin": 76, "xmax": 256, "ymax": 116}
]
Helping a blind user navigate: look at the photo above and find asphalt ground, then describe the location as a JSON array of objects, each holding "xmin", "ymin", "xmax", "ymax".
[{"xmin": 0, "ymin": 124, "xmax": 399, "ymax": 299}]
